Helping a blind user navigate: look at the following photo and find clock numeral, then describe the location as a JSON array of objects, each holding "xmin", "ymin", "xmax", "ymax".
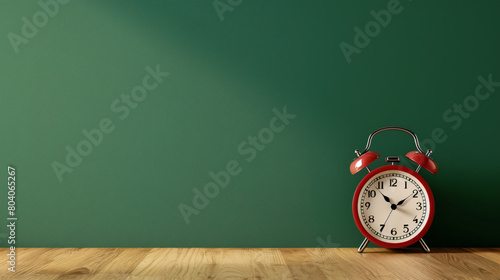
[
  {"xmin": 413, "ymin": 216, "xmax": 418, "ymax": 223},
  {"xmin": 391, "ymin": 228, "xmax": 397, "ymax": 236},
  {"xmin": 377, "ymin": 182, "xmax": 383, "ymax": 189},
  {"xmin": 412, "ymin": 189, "xmax": 418, "ymax": 198},
  {"xmin": 405, "ymin": 181, "xmax": 407, "ymax": 189},
  {"xmin": 403, "ymin": 224, "xmax": 409, "ymax": 233},
  {"xmin": 367, "ymin": 190, "xmax": 376, "ymax": 198},
  {"xmin": 365, "ymin": 202, "xmax": 371, "ymax": 210},
  {"xmin": 368, "ymin": 215, "xmax": 374, "ymax": 223},
  {"xmin": 416, "ymin": 202, "xmax": 422, "ymax": 210},
  {"xmin": 389, "ymin": 179, "xmax": 397, "ymax": 187},
  {"xmin": 380, "ymin": 224, "xmax": 385, "ymax": 232}
]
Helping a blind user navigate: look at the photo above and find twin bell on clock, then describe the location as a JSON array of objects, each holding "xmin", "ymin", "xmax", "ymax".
[{"xmin": 350, "ymin": 127, "xmax": 437, "ymax": 253}]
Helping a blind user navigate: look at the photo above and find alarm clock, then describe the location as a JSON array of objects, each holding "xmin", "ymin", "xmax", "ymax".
[{"xmin": 350, "ymin": 127, "xmax": 437, "ymax": 253}]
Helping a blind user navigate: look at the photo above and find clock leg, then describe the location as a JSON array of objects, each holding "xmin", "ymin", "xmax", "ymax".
[
  {"xmin": 419, "ymin": 238, "xmax": 431, "ymax": 253},
  {"xmin": 357, "ymin": 238, "xmax": 370, "ymax": 253}
]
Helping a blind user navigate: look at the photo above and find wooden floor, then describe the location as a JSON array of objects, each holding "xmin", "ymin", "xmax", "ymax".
[{"xmin": 0, "ymin": 248, "xmax": 499, "ymax": 279}]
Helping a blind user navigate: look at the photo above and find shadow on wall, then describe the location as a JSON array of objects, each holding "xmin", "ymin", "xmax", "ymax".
[{"xmin": 425, "ymin": 171, "xmax": 498, "ymax": 247}]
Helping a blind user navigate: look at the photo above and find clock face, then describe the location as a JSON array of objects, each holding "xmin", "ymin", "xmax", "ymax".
[{"xmin": 353, "ymin": 165, "xmax": 434, "ymax": 247}]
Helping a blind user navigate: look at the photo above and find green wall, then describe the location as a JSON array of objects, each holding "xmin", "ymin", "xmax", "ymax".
[{"xmin": 1, "ymin": 0, "xmax": 499, "ymax": 248}]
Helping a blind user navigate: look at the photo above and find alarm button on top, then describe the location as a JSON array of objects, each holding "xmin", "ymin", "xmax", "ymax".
[{"xmin": 385, "ymin": 156, "xmax": 400, "ymax": 163}]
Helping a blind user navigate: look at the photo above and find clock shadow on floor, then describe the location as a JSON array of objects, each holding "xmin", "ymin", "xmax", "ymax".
[{"xmin": 359, "ymin": 248, "xmax": 482, "ymax": 254}]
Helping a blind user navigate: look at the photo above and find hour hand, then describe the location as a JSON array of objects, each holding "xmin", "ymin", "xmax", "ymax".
[{"xmin": 378, "ymin": 191, "xmax": 392, "ymax": 204}]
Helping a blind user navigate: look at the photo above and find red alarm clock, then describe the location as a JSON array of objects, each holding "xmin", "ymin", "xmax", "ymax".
[{"xmin": 350, "ymin": 127, "xmax": 437, "ymax": 253}]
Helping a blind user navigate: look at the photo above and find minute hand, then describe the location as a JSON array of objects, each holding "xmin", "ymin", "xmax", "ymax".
[{"xmin": 396, "ymin": 192, "xmax": 414, "ymax": 206}]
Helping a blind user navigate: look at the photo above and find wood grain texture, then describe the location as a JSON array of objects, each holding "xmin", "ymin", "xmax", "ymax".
[{"xmin": 0, "ymin": 248, "xmax": 499, "ymax": 279}]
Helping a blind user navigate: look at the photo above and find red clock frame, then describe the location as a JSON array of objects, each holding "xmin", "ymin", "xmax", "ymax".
[{"xmin": 352, "ymin": 165, "xmax": 435, "ymax": 248}]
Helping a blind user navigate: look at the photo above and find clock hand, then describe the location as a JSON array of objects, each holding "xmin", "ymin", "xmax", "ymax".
[
  {"xmin": 377, "ymin": 190, "xmax": 393, "ymax": 204},
  {"xmin": 380, "ymin": 209, "xmax": 394, "ymax": 232},
  {"xmin": 396, "ymin": 192, "xmax": 414, "ymax": 206}
]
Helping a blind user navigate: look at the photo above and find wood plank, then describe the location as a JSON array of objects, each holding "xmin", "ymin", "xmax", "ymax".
[
  {"xmin": 206, "ymin": 248, "xmax": 290, "ymax": 279},
  {"xmin": 0, "ymin": 248, "xmax": 499, "ymax": 279},
  {"xmin": 279, "ymin": 248, "xmax": 328, "ymax": 280},
  {"xmin": 428, "ymin": 248, "xmax": 500, "ymax": 280},
  {"xmin": 131, "ymin": 248, "xmax": 291, "ymax": 279},
  {"xmin": 469, "ymin": 248, "xmax": 500, "ymax": 266},
  {"xmin": 93, "ymin": 248, "xmax": 152, "ymax": 279},
  {"xmin": 307, "ymin": 247, "xmax": 496, "ymax": 280},
  {"xmin": 5, "ymin": 248, "xmax": 59, "ymax": 280},
  {"xmin": 129, "ymin": 248, "xmax": 203, "ymax": 278},
  {"xmin": 39, "ymin": 248, "xmax": 125, "ymax": 279},
  {"xmin": 8, "ymin": 248, "xmax": 128, "ymax": 279}
]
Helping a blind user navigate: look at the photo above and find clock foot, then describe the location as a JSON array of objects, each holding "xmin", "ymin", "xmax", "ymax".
[
  {"xmin": 419, "ymin": 238, "xmax": 431, "ymax": 253},
  {"xmin": 357, "ymin": 238, "xmax": 369, "ymax": 253}
]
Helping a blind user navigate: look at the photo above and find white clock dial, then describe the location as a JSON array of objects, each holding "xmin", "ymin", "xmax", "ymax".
[{"xmin": 357, "ymin": 169, "xmax": 431, "ymax": 243}]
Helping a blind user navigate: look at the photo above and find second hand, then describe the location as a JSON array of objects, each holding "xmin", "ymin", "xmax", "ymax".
[{"xmin": 381, "ymin": 209, "xmax": 394, "ymax": 232}]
